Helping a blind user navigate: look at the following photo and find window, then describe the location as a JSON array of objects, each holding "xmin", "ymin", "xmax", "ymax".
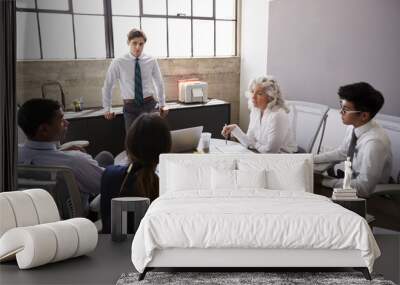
[
  {"xmin": 17, "ymin": 0, "xmax": 237, "ymax": 59},
  {"xmin": 16, "ymin": 0, "xmax": 106, "ymax": 60},
  {"xmin": 16, "ymin": 11, "xmax": 41, "ymax": 60}
]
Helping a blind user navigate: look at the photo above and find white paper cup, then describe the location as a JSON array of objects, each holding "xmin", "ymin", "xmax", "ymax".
[{"xmin": 201, "ymin": 132, "xmax": 212, "ymax": 152}]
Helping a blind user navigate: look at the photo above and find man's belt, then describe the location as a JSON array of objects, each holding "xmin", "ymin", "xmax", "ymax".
[{"xmin": 123, "ymin": 96, "xmax": 154, "ymax": 104}]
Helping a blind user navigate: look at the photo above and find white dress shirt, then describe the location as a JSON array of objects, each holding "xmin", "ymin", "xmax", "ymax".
[
  {"xmin": 102, "ymin": 53, "xmax": 165, "ymax": 112},
  {"xmin": 314, "ymin": 120, "xmax": 392, "ymax": 197},
  {"xmin": 233, "ymin": 106, "xmax": 297, "ymax": 153},
  {"xmin": 18, "ymin": 140, "xmax": 104, "ymax": 197}
]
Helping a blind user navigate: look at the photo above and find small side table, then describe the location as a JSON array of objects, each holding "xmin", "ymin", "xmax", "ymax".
[
  {"xmin": 331, "ymin": 197, "xmax": 366, "ymax": 218},
  {"xmin": 111, "ymin": 197, "xmax": 150, "ymax": 242}
]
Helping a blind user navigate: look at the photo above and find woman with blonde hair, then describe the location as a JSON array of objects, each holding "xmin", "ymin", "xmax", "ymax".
[{"xmin": 222, "ymin": 76, "xmax": 297, "ymax": 153}]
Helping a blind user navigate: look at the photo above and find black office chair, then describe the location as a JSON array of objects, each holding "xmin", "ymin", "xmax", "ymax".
[{"xmin": 17, "ymin": 165, "xmax": 84, "ymax": 219}]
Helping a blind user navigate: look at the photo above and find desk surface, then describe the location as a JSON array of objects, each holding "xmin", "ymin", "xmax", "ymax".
[
  {"xmin": 115, "ymin": 138, "xmax": 252, "ymax": 165},
  {"xmin": 64, "ymin": 99, "xmax": 229, "ymax": 120},
  {"xmin": 0, "ymin": 234, "xmax": 134, "ymax": 285}
]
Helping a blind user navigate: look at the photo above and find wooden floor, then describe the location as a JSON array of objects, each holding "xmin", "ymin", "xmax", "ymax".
[{"xmin": 0, "ymin": 233, "xmax": 398, "ymax": 285}]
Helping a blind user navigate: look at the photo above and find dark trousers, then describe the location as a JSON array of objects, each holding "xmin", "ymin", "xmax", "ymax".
[
  {"xmin": 314, "ymin": 173, "xmax": 400, "ymax": 231},
  {"xmin": 123, "ymin": 99, "xmax": 157, "ymax": 132},
  {"xmin": 367, "ymin": 195, "xmax": 400, "ymax": 231}
]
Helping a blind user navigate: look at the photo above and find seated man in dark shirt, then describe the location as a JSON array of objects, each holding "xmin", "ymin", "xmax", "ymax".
[{"xmin": 100, "ymin": 112, "xmax": 171, "ymax": 233}]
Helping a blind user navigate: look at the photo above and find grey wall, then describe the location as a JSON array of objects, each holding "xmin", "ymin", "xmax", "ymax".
[
  {"xmin": 267, "ymin": 0, "xmax": 400, "ymax": 117},
  {"xmin": 16, "ymin": 57, "xmax": 241, "ymax": 123}
]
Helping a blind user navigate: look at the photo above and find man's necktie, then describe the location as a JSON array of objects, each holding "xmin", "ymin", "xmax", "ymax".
[
  {"xmin": 347, "ymin": 129, "xmax": 358, "ymax": 162},
  {"xmin": 135, "ymin": 58, "xmax": 144, "ymax": 106}
]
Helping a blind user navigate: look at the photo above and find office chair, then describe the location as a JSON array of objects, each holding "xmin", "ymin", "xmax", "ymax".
[
  {"xmin": 287, "ymin": 100, "xmax": 329, "ymax": 153},
  {"xmin": 17, "ymin": 165, "xmax": 84, "ymax": 218}
]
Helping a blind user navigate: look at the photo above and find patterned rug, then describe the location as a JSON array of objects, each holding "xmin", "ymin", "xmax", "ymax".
[{"xmin": 116, "ymin": 271, "xmax": 396, "ymax": 285}]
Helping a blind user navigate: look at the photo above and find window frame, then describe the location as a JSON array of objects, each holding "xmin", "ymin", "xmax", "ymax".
[{"xmin": 16, "ymin": 0, "xmax": 238, "ymax": 59}]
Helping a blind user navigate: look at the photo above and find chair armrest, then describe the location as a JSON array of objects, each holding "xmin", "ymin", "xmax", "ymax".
[
  {"xmin": 371, "ymin": 184, "xmax": 400, "ymax": 196},
  {"xmin": 313, "ymin": 161, "xmax": 338, "ymax": 174}
]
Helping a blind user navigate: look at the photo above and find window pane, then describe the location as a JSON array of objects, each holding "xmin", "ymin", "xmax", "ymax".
[
  {"xmin": 168, "ymin": 0, "xmax": 191, "ymax": 16},
  {"xmin": 216, "ymin": 20, "xmax": 235, "ymax": 56},
  {"xmin": 17, "ymin": 12, "xmax": 40, "ymax": 60},
  {"xmin": 37, "ymin": 0, "xmax": 69, "ymax": 11},
  {"xmin": 168, "ymin": 19, "xmax": 191, "ymax": 57},
  {"xmin": 112, "ymin": 17, "xmax": 140, "ymax": 58},
  {"xmin": 73, "ymin": 0, "xmax": 103, "ymax": 14},
  {"xmin": 216, "ymin": 0, "xmax": 235, "ymax": 19},
  {"xmin": 16, "ymin": 0, "xmax": 36, "ymax": 9},
  {"xmin": 193, "ymin": 20, "xmax": 213, "ymax": 57},
  {"xmin": 39, "ymin": 13, "xmax": 74, "ymax": 59},
  {"xmin": 111, "ymin": 0, "xmax": 139, "ymax": 16},
  {"xmin": 141, "ymin": 18, "xmax": 167, "ymax": 57},
  {"xmin": 74, "ymin": 15, "xmax": 106, "ymax": 58},
  {"xmin": 193, "ymin": 0, "xmax": 213, "ymax": 18},
  {"xmin": 143, "ymin": 0, "xmax": 166, "ymax": 15}
]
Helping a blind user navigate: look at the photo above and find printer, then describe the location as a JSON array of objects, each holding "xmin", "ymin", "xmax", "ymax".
[{"xmin": 178, "ymin": 80, "xmax": 208, "ymax": 103}]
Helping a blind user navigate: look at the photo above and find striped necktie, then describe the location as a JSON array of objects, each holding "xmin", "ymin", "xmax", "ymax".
[
  {"xmin": 135, "ymin": 57, "xmax": 144, "ymax": 106},
  {"xmin": 347, "ymin": 129, "xmax": 358, "ymax": 162}
]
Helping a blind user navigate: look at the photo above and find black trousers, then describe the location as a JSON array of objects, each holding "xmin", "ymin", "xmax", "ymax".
[
  {"xmin": 314, "ymin": 174, "xmax": 400, "ymax": 231},
  {"xmin": 123, "ymin": 99, "xmax": 158, "ymax": 132}
]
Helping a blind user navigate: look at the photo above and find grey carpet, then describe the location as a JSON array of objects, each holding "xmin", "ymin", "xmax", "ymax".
[{"xmin": 117, "ymin": 271, "xmax": 396, "ymax": 285}]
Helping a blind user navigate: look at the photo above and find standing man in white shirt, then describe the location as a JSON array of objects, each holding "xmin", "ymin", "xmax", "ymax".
[
  {"xmin": 102, "ymin": 28, "xmax": 168, "ymax": 131},
  {"xmin": 314, "ymin": 82, "xmax": 392, "ymax": 198}
]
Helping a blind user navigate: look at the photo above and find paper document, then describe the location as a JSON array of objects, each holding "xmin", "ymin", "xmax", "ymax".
[
  {"xmin": 192, "ymin": 87, "xmax": 203, "ymax": 98},
  {"xmin": 215, "ymin": 144, "xmax": 250, "ymax": 154},
  {"xmin": 231, "ymin": 127, "xmax": 252, "ymax": 147}
]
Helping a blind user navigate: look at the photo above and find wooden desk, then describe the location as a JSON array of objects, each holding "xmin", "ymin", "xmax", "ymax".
[
  {"xmin": 331, "ymin": 198, "xmax": 366, "ymax": 218},
  {"xmin": 114, "ymin": 138, "xmax": 252, "ymax": 165},
  {"xmin": 63, "ymin": 99, "xmax": 230, "ymax": 156}
]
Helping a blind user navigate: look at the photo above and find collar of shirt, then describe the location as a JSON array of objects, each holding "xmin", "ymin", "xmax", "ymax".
[
  {"xmin": 254, "ymin": 106, "xmax": 281, "ymax": 119},
  {"xmin": 128, "ymin": 52, "xmax": 145, "ymax": 61},
  {"xmin": 354, "ymin": 120, "xmax": 376, "ymax": 139},
  {"xmin": 25, "ymin": 139, "xmax": 59, "ymax": 151}
]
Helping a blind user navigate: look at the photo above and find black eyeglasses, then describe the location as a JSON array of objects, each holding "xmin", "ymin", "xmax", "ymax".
[{"xmin": 339, "ymin": 100, "xmax": 362, "ymax": 115}]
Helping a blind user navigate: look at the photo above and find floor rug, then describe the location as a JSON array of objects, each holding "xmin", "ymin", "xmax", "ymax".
[{"xmin": 116, "ymin": 271, "xmax": 396, "ymax": 285}]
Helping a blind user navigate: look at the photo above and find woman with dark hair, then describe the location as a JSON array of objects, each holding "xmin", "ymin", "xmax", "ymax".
[{"xmin": 100, "ymin": 113, "xmax": 171, "ymax": 233}]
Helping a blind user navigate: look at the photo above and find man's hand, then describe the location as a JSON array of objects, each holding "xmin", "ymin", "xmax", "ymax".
[
  {"xmin": 159, "ymin": 106, "xmax": 169, "ymax": 118},
  {"xmin": 221, "ymin": 124, "xmax": 237, "ymax": 138},
  {"xmin": 104, "ymin": 111, "xmax": 116, "ymax": 120}
]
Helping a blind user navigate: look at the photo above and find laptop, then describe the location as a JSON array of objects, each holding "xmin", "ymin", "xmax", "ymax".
[{"xmin": 170, "ymin": 126, "xmax": 203, "ymax": 153}]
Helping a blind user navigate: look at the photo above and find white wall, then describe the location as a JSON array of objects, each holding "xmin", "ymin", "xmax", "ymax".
[
  {"xmin": 267, "ymin": 0, "xmax": 400, "ymax": 117},
  {"xmin": 239, "ymin": 0, "xmax": 269, "ymax": 130}
]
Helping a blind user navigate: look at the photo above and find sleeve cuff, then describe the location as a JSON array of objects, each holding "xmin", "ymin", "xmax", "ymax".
[{"xmin": 158, "ymin": 98, "xmax": 166, "ymax": 107}]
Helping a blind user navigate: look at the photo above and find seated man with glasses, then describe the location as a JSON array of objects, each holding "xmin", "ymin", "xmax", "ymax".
[{"xmin": 314, "ymin": 82, "xmax": 392, "ymax": 199}]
